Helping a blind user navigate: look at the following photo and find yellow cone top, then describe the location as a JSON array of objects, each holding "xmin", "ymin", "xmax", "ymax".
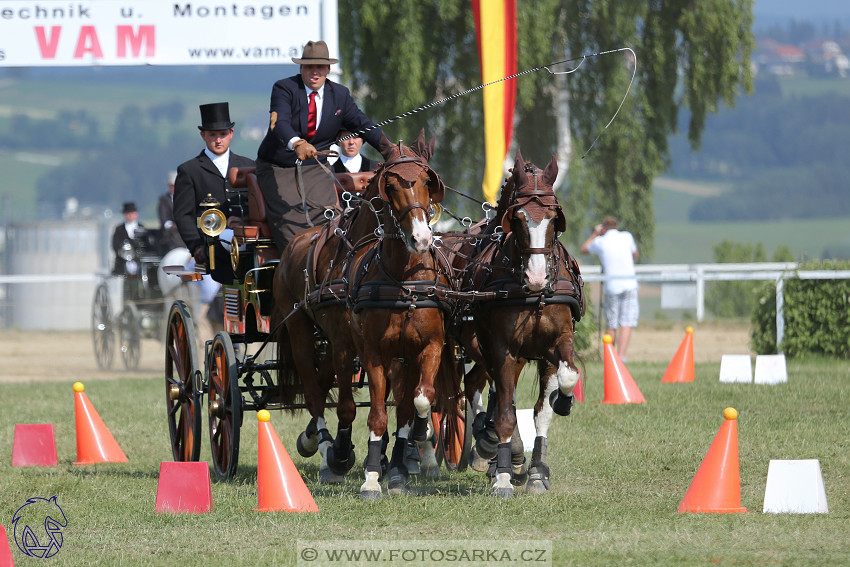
[
  {"xmin": 685, "ymin": 326, "xmax": 694, "ymax": 334},
  {"xmin": 603, "ymin": 334, "xmax": 613, "ymax": 344},
  {"xmin": 257, "ymin": 409, "xmax": 271, "ymax": 423},
  {"xmin": 723, "ymin": 407, "xmax": 738, "ymax": 420},
  {"xmin": 73, "ymin": 382, "xmax": 85, "ymax": 393}
]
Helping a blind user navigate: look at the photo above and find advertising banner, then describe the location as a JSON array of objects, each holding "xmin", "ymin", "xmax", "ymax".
[{"xmin": 0, "ymin": 1, "xmax": 323, "ymax": 66}]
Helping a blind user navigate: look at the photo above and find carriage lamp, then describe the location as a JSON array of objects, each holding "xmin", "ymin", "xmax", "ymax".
[
  {"xmin": 198, "ymin": 194, "xmax": 226, "ymax": 271},
  {"xmin": 429, "ymin": 203, "xmax": 442, "ymax": 226}
]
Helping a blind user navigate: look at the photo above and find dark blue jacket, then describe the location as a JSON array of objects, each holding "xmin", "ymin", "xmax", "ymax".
[{"xmin": 256, "ymin": 75, "xmax": 383, "ymax": 167}]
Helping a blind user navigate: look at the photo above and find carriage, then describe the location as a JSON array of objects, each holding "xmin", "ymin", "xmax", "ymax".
[
  {"xmin": 163, "ymin": 137, "xmax": 584, "ymax": 499},
  {"xmin": 91, "ymin": 226, "xmax": 181, "ymax": 370},
  {"xmin": 163, "ymin": 159, "xmax": 473, "ymax": 482}
]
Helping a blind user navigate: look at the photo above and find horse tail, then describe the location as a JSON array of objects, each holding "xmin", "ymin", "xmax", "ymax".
[{"xmin": 433, "ymin": 336, "xmax": 463, "ymax": 419}]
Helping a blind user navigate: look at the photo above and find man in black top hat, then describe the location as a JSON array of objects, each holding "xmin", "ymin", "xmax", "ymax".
[
  {"xmin": 111, "ymin": 201, "xmax": 143, "ymax": 276},
  {"xmin": 255, "ymin": 40, "xmax": 385, "ymax": 249},
  {"xmin": 173, "ymin": 102, "xmax": 254, "ymax": 284}
]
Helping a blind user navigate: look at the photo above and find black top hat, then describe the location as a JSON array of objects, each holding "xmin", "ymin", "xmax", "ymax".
[
  {"xmin": 198, "ymin": 102, "xmax": 235, "ymax": 131},
  {"xmin": 122, "ymin": 202, "xmax": 137, "ymax": 214}
]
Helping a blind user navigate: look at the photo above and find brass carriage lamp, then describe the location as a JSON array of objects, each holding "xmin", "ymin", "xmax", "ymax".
[{"xmin": 198, "ymin": 194, "xmax": 226, "ymax": 271}]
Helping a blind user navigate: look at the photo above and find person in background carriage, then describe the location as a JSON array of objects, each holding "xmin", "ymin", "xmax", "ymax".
[
  {"xmin": 157, "ymin": 170, "xmax": 185, "ymax": 255},
  {"xmin": 332, "ymin": 129, "xmax": 381, "ymax": 174},
  {"xmin": 581, "ymin": 216, "xmax": 639, "ymax": 362},
  {"xmin": 111, "ymin": 201, "xmax": 143, "ymax": 276},
  {"xmin": 255, "ymin": 40, "xmax": 385, "ymax": 250},
  {"xmin": 173, "ymin": 102, "xmax": 255, "ymax": 284}
]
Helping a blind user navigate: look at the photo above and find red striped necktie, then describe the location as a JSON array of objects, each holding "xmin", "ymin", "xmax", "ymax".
[{"xmin": 306, "ymin": 91, "xmax": 317, "ymax": 139}]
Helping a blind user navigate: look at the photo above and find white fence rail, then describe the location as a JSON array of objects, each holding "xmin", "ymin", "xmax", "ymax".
[
  {"xmin": 3, "ymin": 263, "xmax": 850, "ymax": 351},
  {"xmin": 578, "ymin": 262, "xmax": 850, "ymax": 353}
]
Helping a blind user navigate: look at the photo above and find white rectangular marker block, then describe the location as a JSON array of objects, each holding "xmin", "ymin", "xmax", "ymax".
[
  {"xmin": 719, "ymin": 354, "xmax": 753, "ymax": 383},
  {"xmin": 763, "ymin": 459, "xmax": 828, "ymax": 514},
  {"xmin": 515, "ymin": 408, "xmax": 536, "ymax": 453},
  {"xmin": 754, "ymin": 354, "xmax": 788, "ymax": 385}
]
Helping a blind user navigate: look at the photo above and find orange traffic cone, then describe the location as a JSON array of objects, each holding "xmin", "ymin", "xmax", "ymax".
[
  {"xmin": 72, "ymin": 382, "xmax": 128, "ymax": 465},
  {"xmin": 662, "ymin": 326, "xmax": 695, "ymax": 383},
  {"xmin": 255, "ymin": 410, "xmax": 318, "ymax": 513},
  {"xmin": 0, "ymin": 524, "xmax": 14, "ymax": 567},
  {"xmin": 678, "ymin": 408, "xmax": 747, "ymax": 513},
  {"xmin": 601, "ymin": 334, "xmax": 645, "ymax": 404}
]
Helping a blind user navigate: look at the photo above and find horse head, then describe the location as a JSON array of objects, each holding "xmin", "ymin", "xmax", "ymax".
[
  {"xmin": 370, "ymin": 129, "xmax": 444, "ymax": 254},
  {"xmin": 500, "ymin": 150, "xmax": 565, "ymax": 292}
]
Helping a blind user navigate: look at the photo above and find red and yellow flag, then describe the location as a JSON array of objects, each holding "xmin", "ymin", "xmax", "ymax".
[{"xmin": 472, "ymin": 0, "xmax": 517, "ymax": 204}]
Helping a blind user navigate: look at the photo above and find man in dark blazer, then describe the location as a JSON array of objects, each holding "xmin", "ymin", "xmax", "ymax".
[
  {"xmin": 112, "ymin": 201, "xmax": 143, "ymax": 276},
  {"xmin": 332, "ymin": 129, "xmax": 381, "ymax": 174},
  {"xmin": 255, "ymin": 40, "xmax": 385, "ymax": 249},
  {"xmin": 173, "ymin": 102, "xmax": 254, "ymax": 284}
]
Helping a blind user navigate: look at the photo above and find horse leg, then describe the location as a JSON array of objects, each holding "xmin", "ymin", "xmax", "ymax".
[
  {"xmin": 410, "ymin": 347, "xmax": 442, "ymax": 479},
  {"xmin": 527, "ymin": 353, "xmax": 579, "ymax": 494},
  {"xmin": 325, "ymin": 345, "xmax": 358, "ymax": 478},
  {"xmin": 490, "ymin": 354, "xmax": 522, "ymax": 499},
  {"xmin": 360, "ymin": 354, "xmax": 388, "ymax": 501},
  {"xmin": 466, "ymin": 363, "xmax": 495, "ymax": 472}
]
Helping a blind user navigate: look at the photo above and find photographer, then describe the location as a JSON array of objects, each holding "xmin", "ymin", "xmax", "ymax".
[{"xmin": 581, "ymin": 217, "xmax": 639, "ymax": 362}]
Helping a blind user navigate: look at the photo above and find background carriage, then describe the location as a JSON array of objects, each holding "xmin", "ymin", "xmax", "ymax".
[
  {"xmin": 90, "ymin": 227, "xmax": 188, "ymax": 370},
  {"xmin": 163, "ymin": 165, "xmax": 472, "ymax": 481}
]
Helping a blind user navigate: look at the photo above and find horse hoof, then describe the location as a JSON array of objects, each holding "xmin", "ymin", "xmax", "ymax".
[
  {"xmin": 296, "ymin": 431, "xmax": 319, "ymax": 458},
  {"xmin": 361, "ymin": 489, "xmax": 382, "ymax": 502},
  {"xmin": 420, "ymin": 464, "xmax": 441, "ymax": 479},
  {"xmin": 525, "ymin": 479, "xmax": 549, "ymax": 494},
  {"xmin": 469, "ymin": 447, "xmax": 491, "ymax": 473},
  {"xmin": 319, "ymin": 466, "xmax": 344, "ymax": 484},
  {"xmin": 387, "ymin": 473, "xmax": 409, "ymax": 495},
  {"xmin": 327, "ymin": 446, "xmax": 356, "ymax": 476},
  {"xmin": 493, "ymin": 486, "xmax": 514, "ymax": 499}
]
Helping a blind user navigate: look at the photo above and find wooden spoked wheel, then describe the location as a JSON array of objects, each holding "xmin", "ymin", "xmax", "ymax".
[
  {"xmin": 118, "ymin": 304, "xmax": 141, "ymax": 370},
  {"xmin": 164, "ymin": 300, "xmax": 201, "ymax": 462},
  {"xmin": 91, "ymin": 283, "xmax": 114, "ymax": 370},
  {"xmin": 208, "ymin": 331, "xmax": 242, "ymax": 480},
  {"xmin": 433, "ymin": 397, "xmax": 473, "ymax": 472}
]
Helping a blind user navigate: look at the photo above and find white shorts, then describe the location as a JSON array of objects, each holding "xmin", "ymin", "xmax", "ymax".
[{"xmin": 604, "ymin": 288, "xmax": 639, "ymax": 329}]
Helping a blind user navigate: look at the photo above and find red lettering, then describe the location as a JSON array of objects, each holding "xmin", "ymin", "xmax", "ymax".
[
  {"xmin": 34, "ymin": 26, "xmax": 61, "ymax": 59},
  {"xmin": 73, "ymin": 26, "xmax": 104, "ymax": 59},
  {"xmin": 117, "ymin": 25, "xmax": 155, "ymax": 58}
]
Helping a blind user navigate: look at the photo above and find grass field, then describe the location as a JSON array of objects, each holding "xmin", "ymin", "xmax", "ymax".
[{"xmin": 2, "ymin": 358, "xmax": 848, "ymax": 566}]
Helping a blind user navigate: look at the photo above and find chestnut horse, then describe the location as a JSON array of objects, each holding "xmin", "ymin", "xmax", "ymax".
[
  {"xmin": 347, "ymin": 133, "xmax": 461, "ymax": 500},
  {"xmin": 457, "ymin": 151, "xmax": 585, "ymax": 498},
  {"xmin": 271, "ymin": 130, "xmax": 459, "ymax": 497}
]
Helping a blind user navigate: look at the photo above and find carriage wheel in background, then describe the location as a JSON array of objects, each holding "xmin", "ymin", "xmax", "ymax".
[
  {"xmin": 432, "ymin": 397, "xmax": 473, "ymax": 472},
  {"xmin": 118, "ymin": 304, "xmax": 141, "ymax": 370},
  {"xmin": 91, "ymin": 283, "xmax": 114, "ymax": 370},
  {"xmin": 208, "ymin": 331, "xmax": 242, "ymax": 481},
  {"xmin": 165, "ymin": 300, "xmax": 202, "ymax": 462}
]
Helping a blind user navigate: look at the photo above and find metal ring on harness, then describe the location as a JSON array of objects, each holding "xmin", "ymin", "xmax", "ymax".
[{"xmin": 324, "ymin": 208, "xmax": 337, "ymax": 220}]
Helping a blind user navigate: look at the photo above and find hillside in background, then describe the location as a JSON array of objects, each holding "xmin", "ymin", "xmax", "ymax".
[{"xmin": 2, "ymin": 9, "xmax": 850, "ymax": 264}]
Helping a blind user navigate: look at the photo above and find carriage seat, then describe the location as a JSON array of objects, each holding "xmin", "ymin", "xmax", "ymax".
[
  {"xmin": 227, "ymin": 167, "xmax": 273, "ymax": 239},
  {"xmin": 335, "ymin": 171, "xmax": 373, "ymax": 197}
]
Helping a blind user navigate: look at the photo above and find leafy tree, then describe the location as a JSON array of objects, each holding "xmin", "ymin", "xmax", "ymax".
[{"xmin": 338, "ymin": 0, "xmax": 755, "ymax": 255}]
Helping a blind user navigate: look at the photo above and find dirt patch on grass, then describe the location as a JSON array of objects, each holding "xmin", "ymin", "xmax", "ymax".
[{"xmin": 0, "ymin": 323, "xmax": 753, "ymax": 384}]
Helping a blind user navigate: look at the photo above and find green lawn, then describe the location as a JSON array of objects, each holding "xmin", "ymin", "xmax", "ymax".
[{"xmin": 2, "ymin": 356, "xmax": 847, "ymax": 566}]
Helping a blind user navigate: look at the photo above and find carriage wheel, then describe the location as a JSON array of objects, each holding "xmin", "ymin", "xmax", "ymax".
[
  {"xmin": 433, "ymin": 398, "xmax": 473, "ymax": 472},
  {"xmin": 165, "ymin": 300, "xmax": 202, "ymax": 462},
  {"xmin": 208, "ymin": 331, "xmax": 242, "ymax": 480},
  {"xmin": 118, "ymin": 304, "xmax": 141, "ymax": 370},
  {"xmin": 91, "ymin": 283, "xmax": 114, "ymax": 370}
]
